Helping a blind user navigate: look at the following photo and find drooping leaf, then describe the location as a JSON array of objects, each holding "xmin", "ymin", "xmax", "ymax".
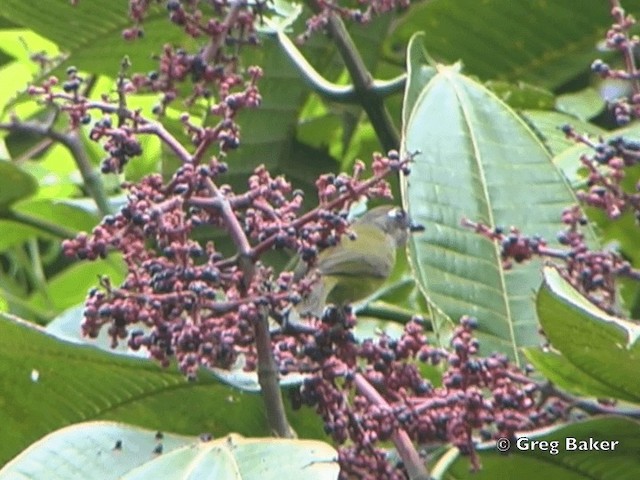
[
  {"xmin": 0, "ymin": 422, "xmax": 339, "ymax": 480},
  {"xmin": 401, "ymin": 35, "xmax": 590, "ymax": 364},
  {"xmin": 536, "ymin": 267, "xmax": 640, "ymax": 403}
]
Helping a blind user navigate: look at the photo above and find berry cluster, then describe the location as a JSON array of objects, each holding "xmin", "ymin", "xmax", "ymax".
[
  {"xmin": 289, "ymin": 316, "xmax": 564, "ymax": 477},
  {"xmin": 462, "ymin": 122, "xmax": 640, "ymax": 314},
  {"xmin": 299, "ymin": 0, "xmax": 413, "ymax": 42},
  {"xmin": 591, "ymin": 3, "xmax": 640, "ymax": 125},
  {"xmin": 43, "ymin": 1, "xmax": 267, "ymax": 170},
  {"xmin": 463, "ymin": 207, "xmax": 639, "ymax": 314},
  {"xmin": 62, "ymin": 151, "xmax": 401, "ymax": 378},
  {"xmin": 462, "ymin": 1, "xmax": 640, "ymax": 315},
  {"xmin": 27, "ymin": 63, "xmax": 262, "ymax": 172},
  {"xmin": 562, "ymin": 126, "xmax": 640, "ymax": 222}
]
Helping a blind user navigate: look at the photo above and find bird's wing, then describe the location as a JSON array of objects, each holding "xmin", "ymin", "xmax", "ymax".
[{"xmin": 317, "ymin": 226, "xmax": 394, "ymax": 278}]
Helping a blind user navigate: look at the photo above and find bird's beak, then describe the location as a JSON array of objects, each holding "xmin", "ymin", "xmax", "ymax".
[{"xmin": 409, "ymin": 221, "xmax": 425, "ymax": 233}]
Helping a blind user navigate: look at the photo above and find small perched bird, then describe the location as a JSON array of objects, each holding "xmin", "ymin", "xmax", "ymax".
[{"xmin": 297, "ymin": 205, "xmax": 424, "ymax": 316}]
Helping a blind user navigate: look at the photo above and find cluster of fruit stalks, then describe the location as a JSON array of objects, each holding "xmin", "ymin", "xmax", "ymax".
[{"xmin": 115, "ymin": 0, "xmax": 416, "ymax": 45}]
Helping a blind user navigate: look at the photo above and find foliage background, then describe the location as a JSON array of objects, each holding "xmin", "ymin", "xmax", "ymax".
[{"xmin": 1, "ymin": 0, "xmax": 640, "ymax": 478}]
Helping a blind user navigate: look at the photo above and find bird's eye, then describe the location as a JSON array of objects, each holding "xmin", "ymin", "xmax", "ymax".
[{"xmin": 388, "ymin": 208, "xmax": 406, "ymax": 220}]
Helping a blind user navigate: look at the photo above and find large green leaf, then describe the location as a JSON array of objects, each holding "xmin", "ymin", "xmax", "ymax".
[
  {"xmin": 0, "ymin": 1, "xmax": 193, "ymax": 76},
  {"xmin": 388, "ymin": 0, "xmax": 640, "ymax": 90},
  {"xmin": 0, "ymin": 422, "xmax": 338, "ymax": 480},
  {"xmin": 401, "ymin": 36, "xmax": 587, "ymax": 364},
  {"xmin": 536, "ymin": 267, "xmax": 640, "ymax": 403},
  {"xmin": 524, "ymin": 349, "xmax": 617, "ymax": 399},
  {"xmin": 0, "ymin": 160, "xmax": 37, "ymax": 210},
  {"xmin": 0, "ymin": 316, "xmax": 270, "ymax": 465},
  {"xmin": 439, "ymin": 417, "xmax": 640, "ymax": 479}
]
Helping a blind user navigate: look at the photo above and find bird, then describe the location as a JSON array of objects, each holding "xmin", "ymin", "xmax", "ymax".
[{"xmin": 296, "ymin": 205, "xmax": 423, "ymax": 317}]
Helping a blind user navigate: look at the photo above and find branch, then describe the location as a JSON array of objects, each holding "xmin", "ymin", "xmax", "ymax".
[
  {"xmin": 5, "ymin": 209, "xmax": 78, "ymax": 239},
  {"xmin": 202, "ymin": 0, "xmax": 244, "ymax": 63},
  {"xmin": 0, "ymin": 118, "xmax": 112, "ymax": 217},
  {"xmin": 273, "ymin": 27, "xmax": 405, "ymax": 103},
  {"xmin": 354, "ymin": 373, "xmax": 430, "ymax": 480},
  {"xmin": 203, "ymin": 176, "xmax": 295, "ymax": 438},
  {"xmin": 541, "ymin": 381, "xmax": 640, "ymax": 419},
  {"xmin": 135, "ymin": 122, "xmax": 193, "ymax": 163},
  {"xmin": 324, "ymin": 13, "xmax": 400, "ymax": 152},
  {"xmin": 610, "ymin": 0, "xmax": 640, "ymax": 94}
]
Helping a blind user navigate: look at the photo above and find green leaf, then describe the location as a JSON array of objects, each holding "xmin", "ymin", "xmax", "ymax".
[
  {"xmin": 13, "ymin": 197, "xmax": 100, "ymax": 234},
  {"xmin": 0, "ymin": 219, "xmax": 51, "ymax": 251},
  {"xmin": 0, "ymin": 1, "xmax": 192, "ymax": 77},
  {"xmin": 0, "ymin": 421, "xmax": 339, "ymax": 480},
  {"xmin": 0, "ymin": 29, "xmax": 60, "ymax": 114},
  {"xmin": 0, "ymin": 317, "xmax": 270, "ymax": 466},
  {"xmin": 401, "ymin": 32, "xmax": 438, "ymax": 127},
  {"xmin": 537, "ymin": 267, "xmax": 640, "ymax": 403},
  {"xmin": 522, "ymin": 109, "xmax": 605, "ymax": 159},
  {"xmin": 28, "ymin": 254, "xmax": 127, "ymax": 316},
  {"xmin": 0, "ymin": 422, "xmax": 192, "ymax": 480},
  {"xmin": 555, "ymin": 87, "xmax": 605, "ymax": 121},
  {"xmin": 440, "ymin": 417, "xmax": 640, "ymax": 479},
  {"xmin": 485, "ymin": 81, "xmax": 556, "ymax": 111},
  {"xmin": 524, "ymin": 349, "xmax": 616, "ymax": 399},
  {"xmin": 388, "ymin": 0, "xmax": 640, "ymax": 90},
  {"xmin": 0, "ymin": 160, "xmax": 37, "ymax": 210},
  {"xmin": 401, "ymin": 39, "xmax": 588, "ymax": 364}
]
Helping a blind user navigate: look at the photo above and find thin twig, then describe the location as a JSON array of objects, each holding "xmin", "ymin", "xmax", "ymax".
[{"xmin": 0, "ymin": 119, "xmax": 112, "ymax": 217}]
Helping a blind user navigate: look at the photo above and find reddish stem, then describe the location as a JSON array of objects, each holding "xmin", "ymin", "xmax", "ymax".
[{"xmin": 354, "ymin": 373, "xmax": 429, "ymax": 480}]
